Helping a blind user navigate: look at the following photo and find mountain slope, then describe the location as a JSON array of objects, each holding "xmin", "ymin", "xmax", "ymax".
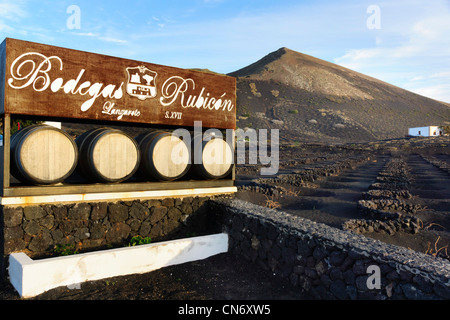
[{"xmin": 229, "ymin": 48, "xmax": 450, "ymax": 144}]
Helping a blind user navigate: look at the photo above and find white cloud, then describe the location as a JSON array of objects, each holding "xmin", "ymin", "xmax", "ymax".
[
  {"xmin": 333, "ymin": 0, "xmax": 450, "ymax": 102},
  {"xmin": 73, "ymin": 32, "xmax": 98, "ymax": 37},
  {"xmin": 410, "ymin": 76, "xmax": 424, "ymax": 81},
  {"xmin": 335, "ymin": 48, "xmax": 384, "ymax": 70},
  {"xmin": 431, "ymin": 71, "xmax": 450, "ymax": 79},
  {"xmin": 409, "ymin": 84, "xmax": 450, "ymax": 103},
  {"xmin": 99, "ymin": 36, "xmax": 128, "ymax": 44},
  {"xmin": 71, "ymin": 31, "xmax": 127, "ymax": 44},
  {"xmin": 404, "ymin": 70, "xmax": 450, "ymax": 102},
  {"xmin": 0, "ymin": 1, "xmax": 28, "ymax": 21},
  {"xmin": 0, "ymin": 0, "xmax": 28, "ymax": 35},
  {"xmin": 336, "ymin": 13, "xmax": 450, "ymax": 66},
  {"xmin": 0, "ymin": 21, "xmax": 15, "ymax": 33}
]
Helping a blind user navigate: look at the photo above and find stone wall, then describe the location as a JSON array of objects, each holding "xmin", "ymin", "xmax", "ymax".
[
  {"xmin": 1, "ymin": 196, "xmax": 216, "ymax": 278},
  {"xmin": 254, "ymin": 155, "xmax": 370, "ymax": 188},
  {"xmin": 3, "ymin": 194, "xmax": 450, "ymax": 299},
  {"xmin": 344, "ymin": 157, "xmax": 421, "ymax": 235},
  {"xmin": 211, "ymin": 199, "xmax": 450, "ymax": 300}
]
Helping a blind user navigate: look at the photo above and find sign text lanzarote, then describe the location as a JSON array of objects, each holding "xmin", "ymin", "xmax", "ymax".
[{"xmin": 0, "ymin": 38, "xmax": 236, "ymax": 129}]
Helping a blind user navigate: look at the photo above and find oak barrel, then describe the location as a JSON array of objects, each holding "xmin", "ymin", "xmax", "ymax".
[
  {"xmin": 10, "ymin": 124, "xmax": 78, "ymax": 185},
  {"xmin": 191, "ymin": 133, "xmax": 234, "ymax": 180},
  {"xmin": 76, "ymin": 128, "xmax": 140, "ymax": 183},
  {"xmin": 135, "ymin": 131, "xmax": 190, "ymax": 181}
]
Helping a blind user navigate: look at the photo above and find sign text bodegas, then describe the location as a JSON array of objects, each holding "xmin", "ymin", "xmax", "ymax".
[{"xmin": 0, "ymin": 38, "xmax": 236, "ymax": 129}]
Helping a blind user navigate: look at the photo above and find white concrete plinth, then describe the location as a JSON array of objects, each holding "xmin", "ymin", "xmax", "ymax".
[
  {"xmin": 0, "ymin": 186, "xmax": 237, "ymax": 206},
  {"xmin": 9, "ymin": 233, "xmax": 228, "ymax": 298}
]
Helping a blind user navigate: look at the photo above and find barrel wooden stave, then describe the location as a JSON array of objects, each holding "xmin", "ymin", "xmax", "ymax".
[
  {"xmin": 135, "ymin": 130, "xmax": 190, "ymax": 181},
  {"xmin": 191, "ymin": 133, "xmax": 234, "ymax": 180},
  {"xmin": 10, "ymin": 125, "xmax": 78, "ymax": 185},
  {"xmin": 76, "ymin": 128, "xmax": 140, "ymax": 183}
]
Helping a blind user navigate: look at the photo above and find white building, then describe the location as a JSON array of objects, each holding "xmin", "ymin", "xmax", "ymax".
[{"xmin": 408, "ymin": 126, "xmax": 443, "ymax": 137}]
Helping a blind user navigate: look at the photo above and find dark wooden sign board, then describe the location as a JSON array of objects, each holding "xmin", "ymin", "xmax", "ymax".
[
  {"xmin": 0, "ymin": 38, "xmax": 236, "ymax": 129},
  {"xmin": 0, "ymin": 38, "xmax": 236, "ymax": 200}
]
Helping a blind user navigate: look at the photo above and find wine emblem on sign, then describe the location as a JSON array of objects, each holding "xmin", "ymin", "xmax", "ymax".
[{"xmin": 126, "ymin": 66, "xmax": 157, "ymax": 100}]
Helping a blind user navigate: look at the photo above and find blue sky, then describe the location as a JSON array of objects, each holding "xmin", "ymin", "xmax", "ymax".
[{"xmin": 1, "ymin": 0, "xmax": 450, "ymax": 102}]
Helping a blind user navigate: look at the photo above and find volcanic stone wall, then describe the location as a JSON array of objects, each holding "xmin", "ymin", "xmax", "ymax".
[
  {"xmin": 1, "ymin": 196, "xmax": 214, "ymax": 278},
  {"xmin": 421, "ymin": 155, "xmax": 450, "ymax": 175},
  {"xmin": 211, "ymin": 199, "xmax": 450, "ymax": 300},
  {"xmin": 344, "ymin": 157, "xmax": 422, "ymax": 235},
  {"xmin": 254, "ymin": 155, "xmax": 370, "ymax": 188},
  {"xmin": 238, "ymin": 154, "xmax": 371, "ymax": 197}
]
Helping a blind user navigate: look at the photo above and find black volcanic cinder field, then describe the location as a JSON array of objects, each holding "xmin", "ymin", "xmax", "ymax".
[
  {"xmin": 2, "ymin": 137, "xmax": 447, "ymax": 300},
  {"xmin": 236, "ymin": 137, "xmax": 450, "ymax": 259}
]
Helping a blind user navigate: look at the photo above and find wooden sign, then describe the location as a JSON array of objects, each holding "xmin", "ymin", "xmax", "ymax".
[{"xmin": 0, "ymin": 38, "xmax": 236, "ymax": 129}]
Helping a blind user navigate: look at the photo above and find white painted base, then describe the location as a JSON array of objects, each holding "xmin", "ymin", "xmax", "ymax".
[
  {"xmin": 9, "ymin": 233, "xmax": 228, "ymax": 299},
  {"xmin": 0, "ymin": 186, "xmax": 237, "ymax": 206}
]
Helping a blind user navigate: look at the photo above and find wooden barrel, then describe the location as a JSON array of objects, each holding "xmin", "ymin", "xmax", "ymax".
[
  {"xmin": 191, "ymin": 133, "xmax": 234, "ymax": 180},
  {"xmin": 10, "ymin": 124, "xmax": 78, "ymax": 185},
  {"xmin": 76, "ymin": 128, "xmax": 140, "ymax": 183},
  {"xmin": 135, "ymin": 130, "xmax": 190, "ymax": 181}
]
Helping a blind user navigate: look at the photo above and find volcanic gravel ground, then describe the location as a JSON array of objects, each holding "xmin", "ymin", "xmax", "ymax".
[
  {"xmin": 280, "ymin": 156, "xmax": 388, "ymax": 228},
  {"xmin": 236, "ymin": 149, "xmax": 450, "ymax": 257},
  {"xmin": 1, "ymin": 140, "xmax": 450, "ymax": 301}
]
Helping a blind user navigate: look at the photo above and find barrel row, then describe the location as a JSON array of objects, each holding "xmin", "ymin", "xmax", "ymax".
[{"xmin": 10, "ymin": 125, "xmax": 234, "ymax": 185}]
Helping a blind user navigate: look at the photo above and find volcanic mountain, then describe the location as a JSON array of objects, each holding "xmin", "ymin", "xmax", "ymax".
[{"xmin": 228, "ymin": 47, "xmax": 450, "ymax": 144}]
